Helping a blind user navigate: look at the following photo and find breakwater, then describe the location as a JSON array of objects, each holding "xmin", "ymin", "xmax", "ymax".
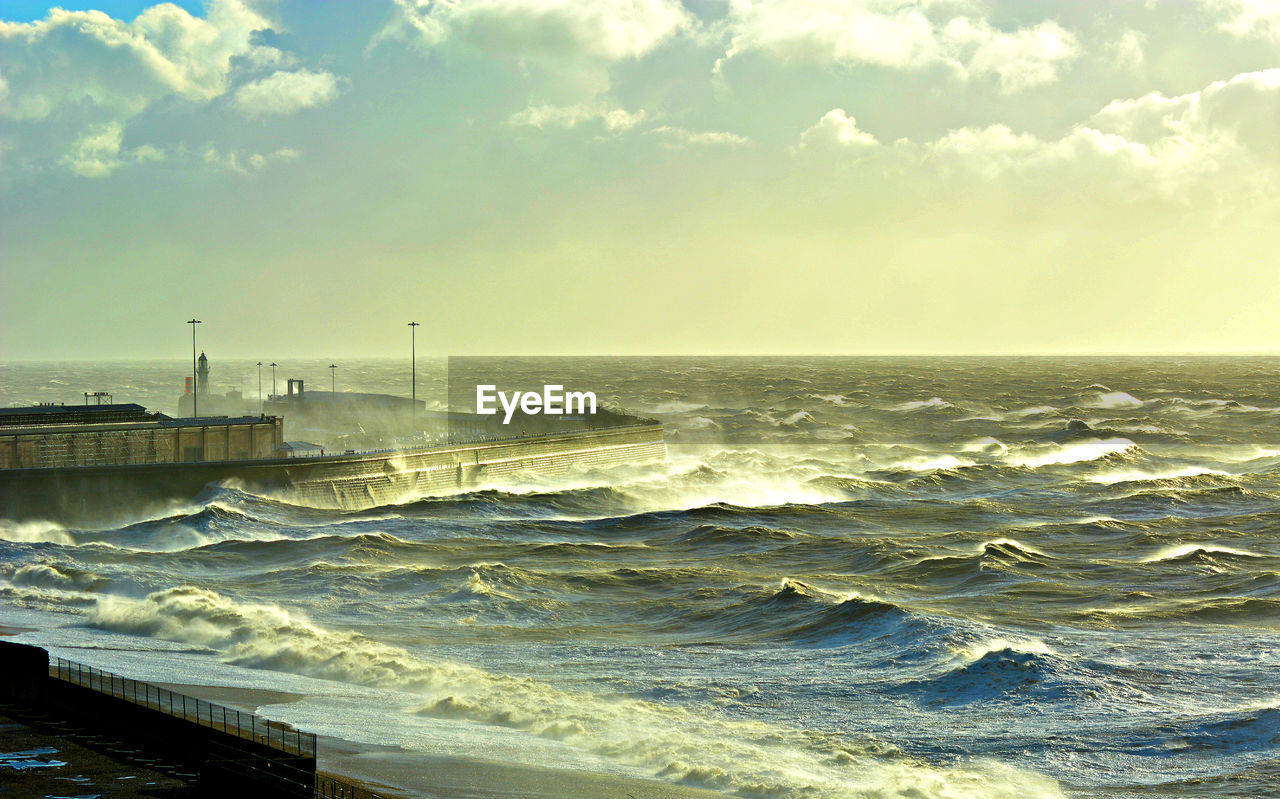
[{"xmin": 0, "ymin": 422, "xmax": 667, "ymax": 522}]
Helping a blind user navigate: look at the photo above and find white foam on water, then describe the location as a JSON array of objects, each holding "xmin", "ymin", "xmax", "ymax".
[
  {"xmin": 1007, "ymin": 439, "xmax": 1137, "ymax": 468},
  {"xmin": 80, "ymin": 585, "xmax": 1064, "ymax": 799},
  {"xmin": 962, "ymin": 437, "xmax": 1008, "ymax": 455},
  {"xmin": 1084, "ymin": 392, "xmax": 1143, "ymax": 409},
  {"xmin": 888, "ymin": 454, "xmax": 976, "ymax": 472},
  {"xmin": 1086, "ymin": 466, "xmax": 1230, "ymax": 485},
  {"xmin": 0, "ymin": 519, "xmax": 74, "ymax": 545},
  {"xmin": 891, "ymin": 397, "xmax": 955, "ymax": 411},
  {"xmin": 1140, "ymin": 544, "xmax": 1263, "ymax": 563}
]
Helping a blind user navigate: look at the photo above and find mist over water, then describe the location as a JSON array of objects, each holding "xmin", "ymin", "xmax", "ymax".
[{"xmin": 2, "ymin": 357, "xmax": 1280, "ymax": 797}]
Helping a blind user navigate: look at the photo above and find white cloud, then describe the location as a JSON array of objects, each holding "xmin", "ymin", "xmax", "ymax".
[
  {"xmin": 796, "ymin": 109, "xmax": 880, "ymax": 152},
  {"xmin": 508, "ymin": 103, "xmax": 646, "ymax": 130},
  {"xmin": 1200, "ymin": 0, "xmax": 1280, "ymax": 41},
  {"xmin": 234, "ymin": 69, "xmax": 339, "ymax": 117},
  {"xmin": 382, "ymin": 0, "xmax": 691, "ymax": 61},
  {"xmin": 1105, "ymin": 30, "xmax": 1145, "ymax": 71},
  {"xmin": 943, "ymin": 18, "xmax": 1080, "ymax": 93},
  {"xmin": 719, "ymin": 0, "xmax": 1081, "ymax": 92},
  {"xmin": 647, "ymin": 125, "xmax": 750, "ymax": 146},
  {"xmin": 61, "ymin": 121, "xmax": 125, "ymax": 177},
  {"xmin": 59, "ymin": 121, "xmax": 166, "ymax": 177},
  {"xmin": 203, "ymin": 145, "xmax": 300, "ymax": 174},
  {"xmin": 0, "ymin": 1, "xmax": 278, "ymax": 120},
  {"xmin": 721, "ymin": 0, "xmax": 940, "ymax": 71},
  {"xmin": 796, "ymin": 68, "xmax": 1280, "ymax": 197}
]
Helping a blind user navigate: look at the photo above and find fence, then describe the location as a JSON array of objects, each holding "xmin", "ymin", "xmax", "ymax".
[
  {"xmin": 48, "ymin": 656, "xmax": 390, "ymax": 798},
  {"xmin": 315, "ymin": 773, "xmax": 391, "ymax": 799},
  {"xmin": 50, "ymin": 657, "xmax": 315, "ymax": 758}
]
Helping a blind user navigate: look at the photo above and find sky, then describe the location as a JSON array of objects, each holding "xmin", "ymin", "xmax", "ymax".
[{"xmin": 2, "ymin": 0, "xmax": 1280, "ymax": 359}]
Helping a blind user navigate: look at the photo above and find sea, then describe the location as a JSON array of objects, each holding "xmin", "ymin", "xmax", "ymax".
[{"xmin": 1, "ymin": 356, "xmax": 1278, "ymax": 798}]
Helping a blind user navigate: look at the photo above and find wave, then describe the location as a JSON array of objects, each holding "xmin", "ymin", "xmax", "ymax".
[
  {"xmin": 903, "ymin": 644, "xmax": 1063, "ymax": 705},
  {"xmin": 885, "ymin": 454, "xmax": 977, "ymax": 472},
  {"xmin": 962, "ymin": 437, "xmax": 1009, "ymax": 455},
  {"xmin": 645, "ymin": 579, "xmax": 924, "ymax": 648},
  {"xmin": 87, "ymin": 585, "xmax": 1063, "ymax": 799},
  {"xmin": 1140, "ymin": 544, "xmax": 1266, "ymax": 564},
  {"xmin": 1087, "ymin": 466, "xmax": 1231, "ymax": 486},
  {"xmin": 1083, "ymin": 391, "xmax": 1143, "ymax": 409},
  {"xmin": 891, "ymin": 397, "xmax": 956, "ymax": 411},
  {"xmin": 0, "ymin": 519, "xmax": 75, "ymax": 545},
  {"xmin": 900, "ymin": 539, "xmax": 1052, "ymax": 583},
  {"xmin": 643, "ymin": 400, "xmax": 711, "ymax": 414},
  {"xmin": 779, "ymin": 410, "xmax": 819, "ymax": 427},
  {"xmin": 669, "ymin": 524, "xmax": 799, "ymax": 549},
  {"xmin": 5, "ymin": 563, "xmax": 109, "ymax": 593},
  {"xmin": 1008, "ymin": 438, "xmax": 1138, "ymax": 468},
  {"xmin": 1079, "ymin": 596, "xmax": 1280, "ymax": 625}
]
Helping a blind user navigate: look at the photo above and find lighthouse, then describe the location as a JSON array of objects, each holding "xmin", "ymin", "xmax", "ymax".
[{"xmin": 197, "ymin": 352, "xmax": 210, "ymax": 395}]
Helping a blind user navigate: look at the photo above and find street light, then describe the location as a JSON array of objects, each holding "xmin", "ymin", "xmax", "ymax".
[
  {"xmin": 408, "ymin": 322, "xmax": 419, "ymax": 418},
  {"xmin": 257, "ymin": 361, "xmax": 263, "ymax": 409},
  {"xmin": 186, "ymin": 318, "xmax": 201, "ymax": 417},
  {"xmin": 329, "ymin": 363, "xmax": 337, "ymax": 393},
  {"xmin": 270, "ymin": 362, "xmax": 278, "ymax": 398}
]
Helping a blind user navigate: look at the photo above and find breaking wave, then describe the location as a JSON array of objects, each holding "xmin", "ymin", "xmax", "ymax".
[{"xmin": 87, "ymin": 585, "xmax": 1062, "ymax": 799}]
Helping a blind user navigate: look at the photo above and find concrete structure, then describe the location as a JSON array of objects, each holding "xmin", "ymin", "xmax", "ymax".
[
  {"xmin": 0, "ymin": 404, "xmax": 283, "ymax": 469},
  {"xmin": 284, "ymin": 422, "xmax": 667, "ymax": 509},
  {"xmin": 0, "ymin": 641, "xmax": 352, "ymax": 798},
  {"xmin": 0, "ymin": 412, "xmax": 664, "ymax": 523}
]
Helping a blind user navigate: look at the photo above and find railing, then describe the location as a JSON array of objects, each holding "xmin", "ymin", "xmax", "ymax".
[
  {"xmin": 48, "ymin": 657, "xmax": 397, "ymax": 797},
  {"xmin": 315, "ymin": 773, "xmax": 391, "ymax": 799},
  {"xmin": 50, "ymin": 657, "xmax": 316, "ymax": 758}
]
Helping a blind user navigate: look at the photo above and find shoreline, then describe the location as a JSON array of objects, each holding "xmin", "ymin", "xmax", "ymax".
[
  {"xmin": 160, "ymin": 682, "xmax": 726, "ymax": 799},
  {"xmin": 319, "ymin": 733, "xmax": 728, "ymax": 799}
]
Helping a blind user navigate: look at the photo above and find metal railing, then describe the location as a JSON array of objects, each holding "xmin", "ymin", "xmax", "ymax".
[
  {"xmin": 315, "ymin": 773, "xmax": 391, "ymax": 799},
  {"xmin": 50, "ymin": 657, "xmax": 316, "ymax": 758},
  {"xmin": 48, "ymin": 657, "xmax": 396, "ymax": 797}
]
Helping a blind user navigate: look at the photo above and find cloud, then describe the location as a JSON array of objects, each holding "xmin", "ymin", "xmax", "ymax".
[
  {"xmin": 508, "ymin": 103, "xmax": 646, "ymax": 130},
  {"xmin": 1105, "ymin": 30, "xmax": 1145, "ymax": 71},
  {"xmin": 60, "ymin": 121, "xmax": 165, "ymax": 177},
  {"xmin": 234, "ymin": 69, "xmax": 339, "ymax": 117},
  {"xmin": 381, "ymin": 0, "xmax": 691, "ymax": 61},
  {"xmin": 1200, "ymin": 0, "xmax": 1280, "ymax": 41},
  {"xmin": 0, "ymin": 1, "xmax": 277, "ymax": 120},
  {"xmin": 203, "ymin": 145, "xmax": 300, "ymax": 173},
  {"xmin": 797, "ymin": 68, "xmax": 1280, "ymax": 197},
  {"xmin": 719, "ymin": 0, "xmax": 1080, "ymax": 92},
  {"xmin": 721, "ymin": 0, "xmax": 940, "ymax": 71},
  {"xmin": 796, "ymin": 109, "xmax": 879, "ymax": 152},
  {"xmin": 61, "ymin": 121, "xmax": 125, "ymax": 177},
  {"xmin": 647, "ymin": 125, "xmax": 750, "ymax": 146},
  {"xmin": 943, "ymin": 18, "xmax": 1080, "ymax": 93}
]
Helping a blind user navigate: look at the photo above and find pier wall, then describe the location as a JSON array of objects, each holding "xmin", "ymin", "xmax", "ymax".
[
  {"xmin": 0, "ymin": 423, "xmax": 664, "ymax": 521},
  {"xmin": 0, "ymin": 417, "xmax": 283, "ymax": 469},
  {"xmin": 0, "ymin": 641, "xmax": 316, "ymax": 797},
  {"xmin": 285, "ymin": 423, "xmax": 667, "ymax": 507}
]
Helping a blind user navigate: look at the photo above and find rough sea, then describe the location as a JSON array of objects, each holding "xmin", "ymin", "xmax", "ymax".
[{"xmin": 1, "ymin": 357, "xmax": 1278, "ymax": 798}]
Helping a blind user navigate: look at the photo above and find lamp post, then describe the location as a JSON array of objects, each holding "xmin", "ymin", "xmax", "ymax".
[
  {"xmin": 186, "ymin": 318, "xmax": 201, "ymax": 417},
  {"xmin": 257, "ymin": 362, "xmax": 263, "ymax": 409},
  {"xmin": 329, "ymin": 363, "xmax": 337, "ymax": 393},
  {"xmin": 270, "ymin": 362, "xmax": 278, "ymax": 398},
  {"xmin": 408, "ymin": 321, "xmax": 419, "ymax": 419}
]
